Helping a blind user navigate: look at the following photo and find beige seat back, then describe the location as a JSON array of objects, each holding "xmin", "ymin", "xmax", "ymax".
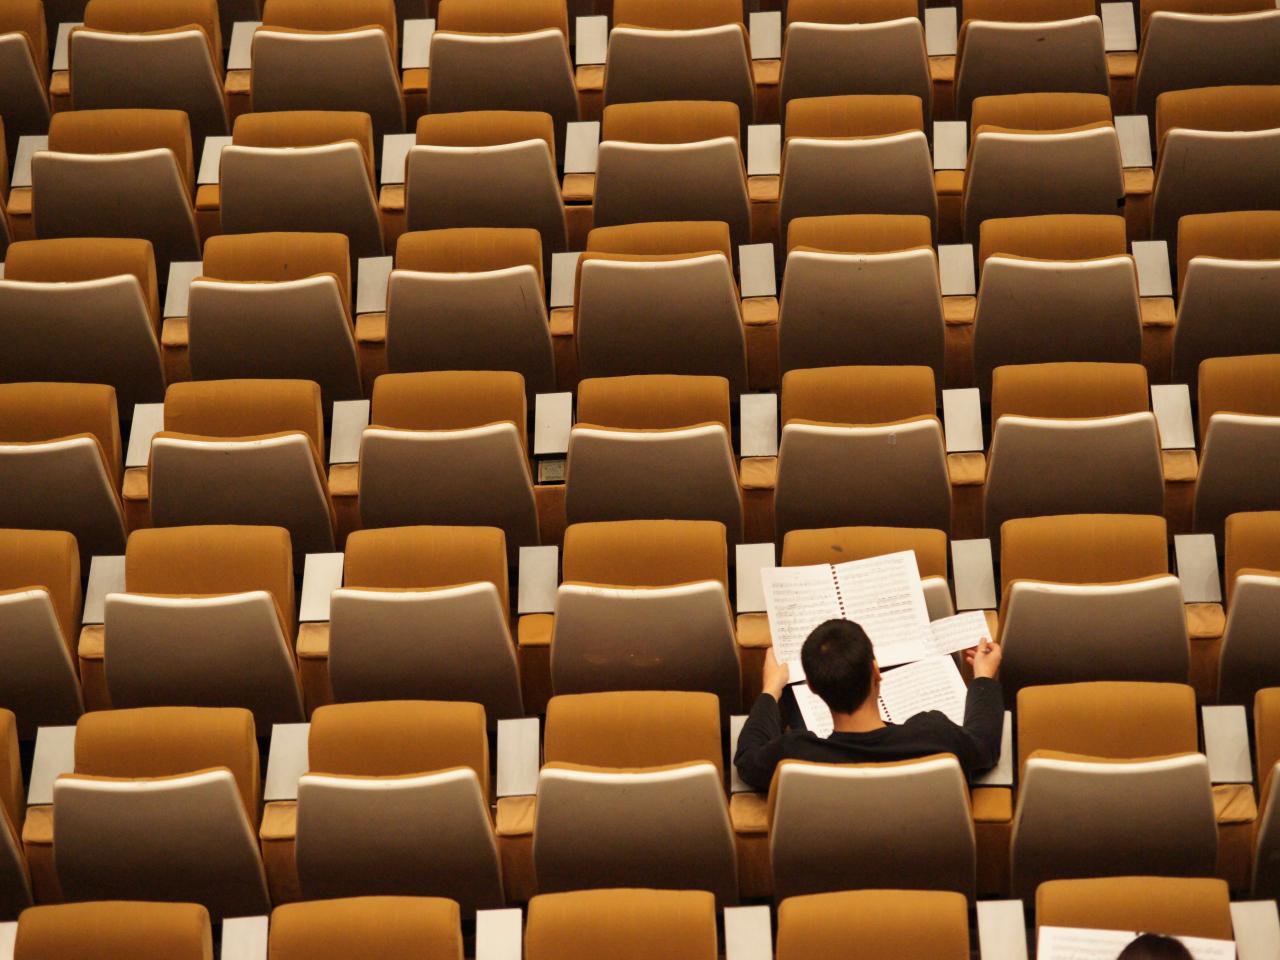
[
  {"xmin": 1220, "ymin": 574, "xmax": 1280, "ymax": 706},
  {"xmin": 429, "ymin": 32, "xmax": 578, "ymax": 131},
  {"xmin": 770, "ymin": 756, "xmax": 975, "ymax": 901},
  {"xmin": 779, "ymin": 19, "xmax": 931, "ymax": 116},
  {"xmin": 605, "ymin": 25, "xmax": 753, "ymax": 121},
  {"xmin": 775, "ymin": 889, "xmax": 970, "ymax": 960},
  {"xmin": 13, "ymin": 901, "xmax": 213, "ymax": 959},
  {"xmin": 1152, "ymin": 129, "xmax": 1280, "ymax": 242},
  {"xmin": 525, "ymin": 888, "xmax": 719, "ymax": 960},
  {"xmin": 268, "ymin": 897, "xmax": 464, "ymax": 960},
  {"xmin": 0, "ymin": 0, "xmax": 49, "ymax": 150},
  {"xmin": 1035, "ymin": 876, "xmax": 1234, "ymax": 941},
  {"xmin": 1173, "ymin": 259, "xmax": 1280, "ymax": 385}
]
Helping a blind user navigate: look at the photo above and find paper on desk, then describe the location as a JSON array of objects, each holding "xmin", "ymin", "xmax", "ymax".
[
  {"xmin": 925, "ymin": 610, "xmax": 992, "ymax": 657},
  {"xmin": 1037, "ymin": 927, "xmax": 1234, "ymax": 960}
]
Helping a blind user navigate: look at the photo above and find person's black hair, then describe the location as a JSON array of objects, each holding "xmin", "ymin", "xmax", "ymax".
[
  {"xmin": 799, "ymin": 619, "xmax": 875, "ymax": 714},
  {"xmin": 1116, "ymin": 933, "xmax": 1195, "ymax": 960}
]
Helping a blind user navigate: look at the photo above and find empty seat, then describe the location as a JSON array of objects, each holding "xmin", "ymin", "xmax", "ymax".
[
  {"xmin": 330, "ymin": 525, "xmax": 523, "ymax": 721},
  {"xmin": 1194, "ymin": 355, "xmax": 1280, "ymax": 535},
  {"xmin": 268, "ymin": 897, "xmax": 464, "ymax": 960},
  {"xmin": 998, "ymin": 514, "xmax": 1187, "ymax": 696},
  {"xmin": 189, "ymin": 232, "xmax": 362, "ymax": 403},
  {"xmin": 388, "ymin": 228, "xmax": 555, "ymax": 395},
  {"xmin": 148, "ymin": 379, "xmax": 337, "ymax": 556},
  {"xmin": 33, "ymin": 109, "xmax": 200, "ymax": 268},
  {"xmin": 1036, "ymin": 876, "xmax": 1234, "ymax": 942},
  {"xmin": 0, "ymin": 529, "xmax": 83, "ymax": 738},
  {"xmin": 52, "ymin": 706, "xmax": 270, "ymax": 919},
  {"xmin": 576, "ymin": 221, "xmax": 747, "ymax": 393},
  {"xmin": 552, "ymin": 521, "xmax": 740, "ymax": 709},
  {"xmin": 0, "ymin": 709, "xmax": 32, "ymax": 921},
  {"xmin": 222, "ymin": 111, "xmax": 384, "ymax": 259},
  {"xmin": 72, "ymin": 0, "xmax": 227, "ymax": 145},
  {"xmin": 775, "ymin": 366, "xmax": 950, "ymax": 542},
  {"xmin": 778, "ymin": 95, "xmax": 936, "ymax": 241},
  {"xmin": 0, "ymin": 237, "xmax": 165, "ymax": 410},
  {"xmin": 295, "ymin": 700, "xmax": 504, "ymax": 911},
  {"xmin": 779, "ymin": 214, "xmax": 944, "ymax": 380},
  {"xmin": 525, "ymin": 888, "xmax": 718, "ymax": 960},
  {"xmin": 357, "ymin": 371, "xmax": 539, "ymax": 557},
  {"xmin": 0, "ymin": 382, "xmax": 126, "ymax": 560},
  {"xmin": 984, "ymin": 363, "xmax": 1164, "ymax": 540},
  {"xmin": 12, "ymin": 901, "xmax": 213, "ymax": 959},
  {"xmin": 565, "ymin": 375, "xmax": 743, "ymax": 542},
  {"xmin": 534, "ymin": 690, "xmax": 738, "ymax": 902},
  {"xmin": 1218, "ymin": 513, "xmax": 1280, "ymax": 705},
  {"xmin": 595, "ymin": 101, "xmax": 751, "ymax": 246},
  {"xmin": 775, "ymin": 889, "xmax": 970, "ymax": 960},
  {"xmin": 0, "ymin": 0, "xmax": 49, "ymax": 156},
  {"xmin": 104, "ymin": 525, "xmax": 305, "ymax": 727},
  {"xmin": 1254, "ymin": 687, "xmax": 1280, "ymax": 895},
  {"xmin": 253, "ymin": 0, "xmax": 405, "ymax": 139},
  {"xmin": 1173, "ymin": 211, "xmax": 1280, "ymax": 386}
]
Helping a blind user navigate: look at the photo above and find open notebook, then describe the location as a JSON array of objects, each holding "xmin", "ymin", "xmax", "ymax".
[
  {"xmin": 791, "ymin": 655, "xmax": 969, "ymax": 738},
  {"xmin": 1038, "ymin": 927, "xmax": 1234, "ymax": 960}
]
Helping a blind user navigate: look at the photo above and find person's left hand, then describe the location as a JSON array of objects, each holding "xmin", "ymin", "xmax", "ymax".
[{"xmin": 763, "ymin": 646, "xmax": 791, "ymax": 699}]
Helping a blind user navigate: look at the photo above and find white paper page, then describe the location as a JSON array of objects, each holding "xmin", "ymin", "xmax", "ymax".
[
  {"xmin": 832, "ymin": 551, "xmax": 932, "ymax": 668},
  {"xmin": 760, "ymin": 564, "xmax": 842, "ymax": 674},
  {"xmin": 791, "ymin": 680, "xmax": 834, "ymax": 738},
  {"xmin": 926, "ymin": 610, "xmax": 992, "ymax": 657},
  {"xmin": 876, "ymin": 656, "xmax": 967, "ymax": 726},
  {"xmin": 1037, "ymin": 927, "xmax": 1235, "ymax": 960}
]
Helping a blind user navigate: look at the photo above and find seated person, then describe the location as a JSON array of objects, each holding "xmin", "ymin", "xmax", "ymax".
[{"xmin": 734, "ymin": 618, "xmax": 1003, "ymax": 790}]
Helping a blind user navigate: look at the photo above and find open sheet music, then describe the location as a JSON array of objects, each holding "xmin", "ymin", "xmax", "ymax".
[
  {"xmin": 925, "ymin": 610, "xmax": 993, "ymax": 657},
  {"xmin": 1037, "ymin": 927, "xmax": 1235, "ymax": 960},
  {"xmin": 761, "ymin": 551, "xmax": 932, "ymax": 673},
  {"xmin": 790, "ymin": 655, "xmax": 969, "ymax": 736}
]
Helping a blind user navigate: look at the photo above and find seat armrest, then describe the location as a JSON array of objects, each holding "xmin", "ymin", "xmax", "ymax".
[
  {"xmin": 933, "ymin": 121, "xmax": 967, "ymax": 171},
  {"xmin": 1131, "ymin": 239, "xmax": 1171, "ymax": 297},
  {"xmin": 977, "ymin": 901, "xmax": 1029, "ymax": 960},
  {"xmin": 477, "ymin": 909, "xmax": 524, "ymax": 960},
  {"xmin": 739, "ymin": 243, "xmax": 776, "ymax": 299},
  {"xmin": 263, "ymin": 723, "xmax": 310, "ymax": 803},
  {"xmin": 1151, "ymin": 384, "xmax": 1194, "ymax": 451},
  {"xmin": 1174, "ymin": 533, "xmax": 1222, "ymax": 604},
  {"xmin": 11, "ymin": 136, "xmax": 47, "ymax": 190},
  {"xmin": 748, "ymin": 11, "xmax": 781, "ymax": 60},
  {"xmin": 550, "ymin": 252, "xmax": 583, "ymax": 308},
  {"xmin": 534, "ymin": 394, "xmax": 574, "ymax": 457},
  {"xmin": 221, "ymin": 916, "xmax": 269, "ymax": 960},
  {"xmin": 725, "ymin": 906, "xmax": 773, "ymax": 960},
  {"xmin": 227, "ymin": 22, "xmax": 260, "ymax": 71},
  {"xmin": 1101, "ymin": 2, "xmax": 1137, "ymax": 51},
  {"xmin": 300, "ymin": 552, "xmax": 345, "ymax": 622},
  {"xmin": 748, "ymin": 125, "xmax": 781, "ymax": 177},
  {"xmin": 564, "ymin": 121, "xmax": 600, "ymax": 174},
  {"xmin": 27, "ymin": 727, "xmax": 76, "ymax": 806},
  {"xmin": 942, "ymin": 388, "xmax": 983, "ymax": 454},
  {"xmin": 1203, "ymin": 705, "xmax": 1253, "ymax": 784},
  {"xmin": 925, "ymin": 7, "xmax": 958, "ymax": 56},
  {"xmin": 497, "ymin": 717, "xmax": 541, "ymax": 798},
  {"xmin": 402, "ymin": 18, "xmax": 434, "ymax": 69},
  {"xmin": 1232, "ymin": 902, "xmax": 1280, "ymax": 960},
  {"xmin": 83, "ymin": 555, "xmax": 126, "ymax": 625},
  {"xmin": 575, "ymin": 15, "xmax": 608, "ymax": 66},
  {"xmin": 950, "ymin": 539, "xmax": 997, "ymax": 611},
  {"xmin": 972, "ymin": 712, "xmax": 1014, "ymax": 787},
  {"xmin": 357, "ymin": 256, "xmax": 394, "ymax": 314}
]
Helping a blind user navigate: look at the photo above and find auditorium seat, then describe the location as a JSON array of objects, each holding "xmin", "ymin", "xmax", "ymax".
[
  {"xmin": 1253, "ymin": 687, "xmax": 1280, "ymax": 895},
  {"xmin": 770, "ymin": 755, "xmax": 976, "ymax": 899},
  {"xmin": 1150, "ymin": 85, "xmax": 1280, "ymax": 243},
  {"xmin": 963, "ymin": 93, "xmax": 1123, "ymax": 241},
  {"xmin": 405, "ymin": 111, "xmax": 568, "ymax": 269},
  {"xmin": 11, "ymin": 901, "xmax": 213, "ymax": 959},
  {"xmin": 0, "ymin": 237, "xmax": 165, "ymax": 410},
  {"xmin": 33, "ymin": 109, "xmax": 200, "ymax": 269},
  {"xmin": 778, "ymin": 0, "xmax": 931, "ymax": 115},
  {"xmin": 268, "ymin": 896, "xmax": 465, "ymax": 960},
  {"xmin": 0, "ymin": 382, "xmax": 126, "ymax": 560},
  {"xmin": 1010, "ymin": 681, "xmax": 1216, "ymax": 896},
  {"xmin": 1173, "ymin": 211, "xmax": 1280, "ymax": 386},
  {"xmin": 778, "ymin": 214, "xmax": 944, "ymax": 381},
  {"xmin": 388, "ymin": 228, "xmax": 555, "ymax": 395},
  {"xmin": 984, "ymin": 362, "xmax": 1163, "ymax": 540},
  {"xmin": 775, "ymin": 366, "xmax": 950, "ymax": 541},
  {"xmin": 0, "ymin": 529, "xmax": 83, "ymax": 738},
  {"xmin": 357, "ymin": 371, "xmax": 539, "ymax": 557},
  {"xmin": 604, "ymin": 0, "xmax": 754, "ymax": 121},
  {"xmin": 51, "ymin": 706, "xmax": 270, "ymax": 919},
  {"xmin": 1217, "ymin": 512, "xmax": 1280, "ymax": 705},
  {"xmin": 775, "ymin": 889, "xmax": 970, "ymax": 959},
  {"xmin": 996, "ymin": 514, "xmax": 1187, "ymax": 696},
  {"xmin": 103, "ymin": 525, "xmax": 305, "ymax": 727},
  {"xmin": 551, "ymin": 520, "xmax": 740, "ymax": 709},
  {"xmin": 777, "ymin": 95, "xmax": 936, "ymax": 241},
  {"xmin": 221, "ymin": 111, "xmax": 384, "ymax": 259},
  {"xmin": 1035, "ymin": 875, "xmax": 1235, "ymax": 941},
  {"xmin": 253, "ymin": 0, "xmax": 405, "ymax": 139},
  {"xmin": 292, "ymin": 700, "xmax": 504, "ymax": 910},
  {"xmin": 0, "ymin": 708, "xmax": 31, "ymax": 921},
  {"xmin": 329, "ymin": 525, "xmax": 523, "ymax": 721},
  {"xmin": 0, "ymin": 0, "xmax": 49, "ymax": 158},
  {"xmin": 72, "ymin": 0, "xmax": 227, "ymax": 145},
  {"xmin": 148, "ymin": 379, "xmax": 337, "ymax": 556},
  {"xmin": 576, "ymin": 220, "xmax": 748, "ymax": 393},
  {"xmin": 973, "ymin": 214, "xmax": 1140, "ymax": 393},
  {"xmin": 189, "ymin": 232, "xmax": 363, "ymax": 403},
  {"xmin": 1194, "ymin": 354, "xmax": 1280, "ymax": 535},
  {"xmin": 525, "ymin": 888, "xmax": 719, "ymax": 960},
  {"xmin": 430, "ymin": 0, "xmax": 578, "ymax": 132},
  {"xmin": 564, "ymin": 375, "xmax": 743, "ymax": 542},
  {"xmin": 534, "ymin": 690, "xmax": 738, "ymax": 902},
  {"xmin": 595, "ymin": 101, "xmax": 751, "ymax": 245}
]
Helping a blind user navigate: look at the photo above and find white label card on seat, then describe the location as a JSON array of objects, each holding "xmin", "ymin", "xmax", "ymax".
[
  {"xmin": 563, "ymin": 121, "xmax": 601, "ymax": 174},
  {"xmin": 380, "ymin": 133, "xmax": 417, "ymax": 186},
  {"xmin": 739, "ymin": 243, "xmax": 777, "ymax": 299},
  {"xmin": 973, "ymin": 711, "xmax": 1013, "ymax": 786},
  {"xmin": 933, "ymin": 121, "xmax": 967, "ymax": 171},
  {"xmin": 749, "ymin": 11, "xmax": 782, "ymax": 59},
  {"xmin": 724, "ymin": 906, "xmax": 773, "ymax": 960},
  {"xmin": 82, "ymin": 555, "xmax": 126, "ymax": 625},
  {"xmin": 1115, "ymin": 115, "xmax": 1153, "ymax": 168},
  {"xmin": 977, "ymin": 902, "xmax": 1030, "ymax": 960},
  {"xmin": 356, "ymin": 256, "xmax": 394, "ymax": 313},
  {"xmin": 496, "ymin": 717, "xmax": 541, "ymax": 797},
  {"xmin": 227, "ymin": 21, "xmax": 261, "ymax": 71},
  {"xmin": 549, "ymin": 251, "xmax": 582, "ymax": 308},
  {"xmin": 735, "ymin": 543, "xmax": 775, "ymax": 614},
  {"xmin": 402, "ymin": 18, "xmax": 434, "ymax": 69},
  {"xmin": 1174, "ymin": 533, "xmax": 1222, "ymax": 604},
  {"xmin": 11, "ymin": 135, "xmax": 47, "ymax": 190},
  {"xmin": 299, "ymin": 552, "xmax": 345, "ymax": 622},
  {"xmin": 575, "ymin": 15, "xmax": 609, "ymax": 65},
  {"xmin": 28, "ymin": 726, "xmax": 77, "ymax": 806},
  {"xmin": 747, "ymin": 124, "xmax": 781, "ymax": 177},
  {"xmin": 52, "ymin": 22, "xmax": 81, "ymax": 72},
  {"xmin": 197, "ymin": 136, "xmax": 231, "ymax": 186},
  {"xmin": 951, "ymin": 539, "xmax": 997, "ymax": 611},
  {"xmin": 220, "ymin": 916, "xmax": 270, "ymax": 960},
  {"xmin": 1132, "ymin": 239, "xmax": 1172, "ymax": 297},
  {"xmin": 125, "ymin": 403, "xmax": 166, "ymax": 468},
  {"xmin": 263, "ymin": 723, "xmax": 310, "ymax": 802},
  {"xmin": 517, "ymin": 545, "xmax": 559, "ymax": 614},
  {"xmin": 476, "ymin": 909, "xmax": 524, "ymax": 960},
  {"xmin": 163, "ymin": 261, "xmax": 203, "ymax": 318},
  {"xmin": 1101, "ymin": 2, "xmax": 1138, "ymax": 51},
  {"xmin": 740, "ymin": 393, "xmax": 778, "ymax": 458},
  {"xmin": 938, "ymin": 244, "xmax": 976, "ymax": 296},
  {"xmin": 534, "ymin": 392, "xmax": 573, "ymax": 457},
  {"xmin": 1231, "ymin": 902, "xmax": 1280, "ymax": 960},
  {"xmin": 925, "ymin": 7, "xmax": 958, "ymax": 56},
  {"xmin": 1202, "ymin": 705, "xmax": 1252, "ymax": 784},
  {"xmin": 942, "ymin": 388, "xmax": 983, "ymax": 453},
  {"xmin": 1150, "ymin": 384, "xmax": 1195, "ymax": 450},
  {"xmin": 729, "ymin": 714, "xmax": 752, "ymax": 793},
  {"xmin": 329, "ymin": 399, "xmax": 370, "ymax": 465}
]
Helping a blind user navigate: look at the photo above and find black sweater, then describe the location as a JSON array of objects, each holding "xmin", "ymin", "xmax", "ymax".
[{"xmin": 733, "ymin": 677, "xmax": 1005, "ymax": 792}]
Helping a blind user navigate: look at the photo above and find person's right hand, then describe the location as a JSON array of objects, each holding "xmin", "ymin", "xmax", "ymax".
[{"xmin": 966, "ymin": 638, "xmax": 1002, "ymax": 679}]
